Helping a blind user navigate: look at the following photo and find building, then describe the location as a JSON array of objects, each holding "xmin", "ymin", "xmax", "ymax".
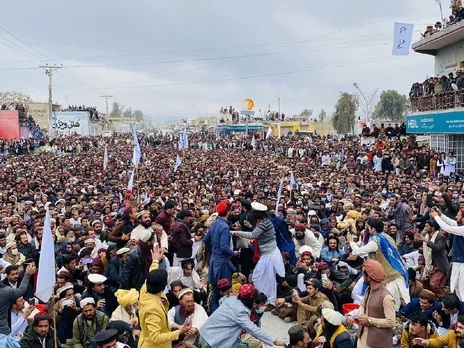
[
  {"xmin": 187, "ymin": 116, "xmax": 217, "ymax": 127},
  {"xmin": 26, "ymin": 102, "xmax": 61, "ymax": 130},
  {"xmin": 407, "ymin": 21, "xmax": 464, "ymax": 170}
]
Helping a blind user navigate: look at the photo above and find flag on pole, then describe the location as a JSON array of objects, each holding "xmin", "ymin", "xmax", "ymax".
[
  {"xmin": 35, "ymin": 207, "xmax": 56, "ymax": 302},
  {"xmin": 178, "ymin": 135, "xmax": 184, "ymax": 150},
  {"xmin": 127, "ymin": 169, "xmax": 135, "ymax": 192},
  {"xmin": 235, "ymin": 168, "xmax": 239, "ymax": 178},
  {"xmin": 183, "ymin": 128, "xmax": 189, "ymax": 149},
  {"xmin": 174, "ymin": 155, "xmax": 182, "ymax": 172},
  {"xmin": 103, "ymin": 145, "xmax": 108, "ymax": 170},
  {"xmin": 290, "ymin": 172, "xmax": 296, "ymax": 188},
  {"xmin": 251, "ymin": 136, "xmax": 256, "ymax": 148},
  {"xmin": 266, "ymin": 127, "xmax": 273, "ymax": 139},
  {"xmin": 132, "ymin": 129, "xmax": 141, "ymax": 166},
  {"xmin": 275, "ymin": 178, "xmax": 283, "ymax": 213}
]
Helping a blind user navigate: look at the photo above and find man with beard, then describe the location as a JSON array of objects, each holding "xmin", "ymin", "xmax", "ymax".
[
  {"xmin": 286, "ymin": 325, "xmax": 311, "ymax": 348},
  {"xmin": 72, "ymin": 297, "xmax": 109, "ymax": 348},
  {"xmin": 356, "ymin": 259, "xmax": 395, "ymax": 348},
  {"xmin": 121, "ymin": 229, "xmax": 156, "ymax": 291},
  {"xmin": 128, "ymin": 211, "xmax": 153, "ymax": 243},
  {"xmin": 19, "ymin": 312, "xmax": 55, "ymax": 348},
  {"xmin": 291, "ymin": 223, "xmax": 321, "ymax": 259},
  {"xmin": 168, "ymin": 288, "xmax": 208, "ymax": 346},
  {"xmin": 172, "ymin": 209, "xmax": 196, "ymax": 267},
  {"xmin": 91, "ymin": 220, "xmax": 108, "ymax": 246},
  {"xmin": 413, "ymin": 315, "xmax": 464, "ymax": 347},
  {"xmin": 347, "ymin": 218, "xmax": 409, "ymax": 310},
  {"xmin": 82, "ymin": 274, "xmax": 116, "ymax": 316}
]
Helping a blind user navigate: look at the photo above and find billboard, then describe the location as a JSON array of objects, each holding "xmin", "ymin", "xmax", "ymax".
[
  {"xmin": 0, "ymin": 111, "xmax": 20, "ymax": 140},
  {"xmin": 407, "ymin": 111, "xmax": 464, "ymax": 134},
  {"xmin": 52, "ymin": 111, "xmax": 90, "ymax": 136}
]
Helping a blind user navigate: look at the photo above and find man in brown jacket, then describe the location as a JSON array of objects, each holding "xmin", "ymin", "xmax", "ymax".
[
  {"xmin": 357, "ymin": 259, "xmax": 396, "ymax": 348},
  {"xmin": 295, "ymin": 278, "xmax": 328, "ymax": 336}
]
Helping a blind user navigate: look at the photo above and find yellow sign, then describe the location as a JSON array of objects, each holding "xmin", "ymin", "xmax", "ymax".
[{"xmin": 244, "ymin": 99, "xmax": 254, "ymax": 111}]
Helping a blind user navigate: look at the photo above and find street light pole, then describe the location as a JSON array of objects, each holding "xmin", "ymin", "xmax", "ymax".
[{"xmin": 353, "ymin": 82, "xmax": 378, "ymax": 125}]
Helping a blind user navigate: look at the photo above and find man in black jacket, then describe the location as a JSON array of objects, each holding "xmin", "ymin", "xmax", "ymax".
[
  {"xmin": 105, "ymin": 247, "xmax": 130, "ymax": 292},
  {"xmin": 414, "ymin": 219, "xmax": 450, "ymax": 300},
  {"xmin": 120, "ymin": 229, "xmax": 157, "ymax": 291},
  {"xmin": 1, "ymin": 265, "xmax": 22, "ymax": 289}
]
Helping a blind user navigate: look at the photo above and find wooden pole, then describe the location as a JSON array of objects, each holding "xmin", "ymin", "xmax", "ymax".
[{"xmin": 51, "ymin": 290, "xmax": 58, "ymax": 348}]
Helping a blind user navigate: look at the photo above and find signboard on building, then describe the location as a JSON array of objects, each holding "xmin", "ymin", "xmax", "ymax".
[
  {"xmin": 52, "ymin": 111, "xmax": 90, "ymax": 136},
  {"xmin": 27, "ymin": 102, "xmax": 60, "ymax": 130},
  {"xmin": 0, "ymin": 111, "xmax": 20, "ymax": 140},
  {"xmin": 407, "ymin": 111, "xmax": 464, "ymax": 134}
]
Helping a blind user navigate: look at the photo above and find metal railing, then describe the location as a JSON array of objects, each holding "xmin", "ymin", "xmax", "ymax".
[{"xmin": 411, "ymin": 90, "xmax": 464, "ymax": 112}]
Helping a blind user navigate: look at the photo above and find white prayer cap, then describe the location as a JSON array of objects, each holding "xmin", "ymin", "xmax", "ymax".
[
  {"xmin": 5, "ymin": 242, "xmax": 16, "ymax": 250},
  {"xmin": 322, "ymin": 308, "xmax": 344, "ymax": 326},
  {"xmin": 177, "ymin": 288, "xmax": 194, "ymax": 300},
  {"xmin": 308, "ymin": 210, "xmax": 317, "ymax": 216},
  {"xmin": 56, "ymin": 199, "xmax": 65, "ymax": 204},
  {"xmin": 251, "ymin": 202, "xmax": 267, "ymax": 212},
  {"xmin": 80, "ymin": 297, "xmax": 95, "ymax": 307},
  {"xmin": 234, "ymin": 190, "xmax": 241, "ymax": 196},
  {"xmin": 87, "ymin": 274, "xmax": 107, "ymax": 284},
  {"xmin": 57, "ymin": 283, "xmax": 74, "ymax": 296},
  {"xmin": 116, "ymin": 247, "xmax": 131, "ymax": 256},
  {"xmin": 85, "ymin": 239, "xmax": 96, "ymax": 245}
]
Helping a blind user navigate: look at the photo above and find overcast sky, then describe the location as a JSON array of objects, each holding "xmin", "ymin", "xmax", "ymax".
[{"xmin": 0, "ymin": 1, "xmax": 441, "ymax": 122}]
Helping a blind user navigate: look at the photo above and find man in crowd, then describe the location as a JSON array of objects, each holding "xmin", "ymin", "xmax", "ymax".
[
  {"xmin": 401, "ymin": 311, "xmax": 438, "ymax": 348},
  {"xmin": 295, "ymin": 278, "xmax": 328, "ymax": 336},
  {"xmin": 19, "ymin": 312, "xmax": 55, "ymax": 348},
  {"xmin": 72, "ymin": 297, "xmax": 109, "ymax": 348},
  {"xmin": 357, "ymin": 259, "xmax": 396, "ymax": 348},
  {"xmin": 168, "ymin": 288, "xmax": 208, "ymax": 345}
]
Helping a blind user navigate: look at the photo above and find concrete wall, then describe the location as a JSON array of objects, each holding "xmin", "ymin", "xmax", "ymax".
[
  {"xmin": 435, "ymin": 39, "xmax": 464, "ymax": 76},
  {"xmin": 27, "ymin": 102, "xmax": 61, "ymax": 130}
]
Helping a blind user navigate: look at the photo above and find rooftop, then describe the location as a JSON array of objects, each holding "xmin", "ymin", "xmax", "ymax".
[{"xmin": 412, "ymin": 20, "xmax": 464, "ymax": 56}]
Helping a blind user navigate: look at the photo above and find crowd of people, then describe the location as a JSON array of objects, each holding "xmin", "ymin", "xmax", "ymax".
[
  {"xmin": 61, "ymin": 106, "xmax": 100, "ymax": 120},
  {"xmin": 0, "ymin": 130, "xmax": 463, "ymax": 348}
]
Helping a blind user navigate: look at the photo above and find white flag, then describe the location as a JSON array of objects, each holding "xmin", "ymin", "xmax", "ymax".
[
  {"xmin": 183, "ymin": 128, "xmax": 189, "ymax": 149},
  {"xmin": 178, "ymin": 136, "xmax": 184, "ymax": 150},
  {"xmin": 132, "ymin": 129, "xmax": 141, "ymax": 166},
  {"xmin": 266, "ymin": 127, "xmax": 273, "ymax": 139},
  {"xmin": 392, "ymin": 23, "xmax": 414, "ymax": 56},
  {"xmin": 275, "ymin": 178, "xmax": 283, "ymax": 213},
  {"xmin": 251, "ymin": 136, "xmax": 256, "ymax": 148},
  {"xmin": 290, "ymin": 172, "xmax": 296, "ymax": 188},
  {"xmin": 35, "ymin": 208, "xmax": 56, "ymax": 302},
  {"xmin": 174, "ymin": 155, "xmax": 182, "ymax": 172},
  {"xmin": 103, "ymin": 145, "xmax": 108, "ymax": 170},
  {"xmin": 127, "ymin": 169, "xmax": 135, "ymax": 192},
  {"xmin": 235, "ymin": 168, "xmax": 239, "ymax": 178}
]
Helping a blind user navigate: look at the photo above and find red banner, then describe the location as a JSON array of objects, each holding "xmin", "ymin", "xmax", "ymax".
[{"xmin": 0, "ymin": 111, "xmax": 20, "ymax": 140}]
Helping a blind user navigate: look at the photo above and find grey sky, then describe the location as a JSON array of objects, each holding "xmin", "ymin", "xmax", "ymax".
[{"xmin": 0, "ymin": 1, "xmax": 440, "ymax": 122}]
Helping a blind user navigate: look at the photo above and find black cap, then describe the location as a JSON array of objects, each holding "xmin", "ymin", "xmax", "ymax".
[
  {"xmin": 177, "ymin": 209, "xmax": 192, "ymax": 219},
  {"xmin": 93, "ymin": 329, "xmax": 118, "ymax": 345}
]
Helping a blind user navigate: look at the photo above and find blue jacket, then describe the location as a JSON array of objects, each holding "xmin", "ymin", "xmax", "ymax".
[
  {"xmin": 270, "ymin": 216, "xmax": 296, "ymax": 265},
  {"xmin": 204, "ymin": 218, "xmax": 235, "ymax": 285},
  {"xmin": 321, "ymin": 247, "xmax": 343, "ymax": 266},
  {"xmin": 398, "ymin": 298, "xmax": 442, "ymax": 322}
]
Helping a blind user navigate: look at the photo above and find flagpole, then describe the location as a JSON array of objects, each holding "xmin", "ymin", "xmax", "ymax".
[
  {"xmin": 52, "ymin": 290, "xmax": 58, "ymax": 348},
  {"xmin": 136, "ymin": 165, "xmax": 140, "ymax": 206}
]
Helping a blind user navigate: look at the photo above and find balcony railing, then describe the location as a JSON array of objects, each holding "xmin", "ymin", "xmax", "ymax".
[{"xmin": 411, "ymin": 90, "xmax": 464, "ymax": 113}]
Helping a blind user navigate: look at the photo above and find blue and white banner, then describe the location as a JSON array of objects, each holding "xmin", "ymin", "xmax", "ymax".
[
  {"xmin": 392, "ymin": 23, "xmax": 414, "ymax": 56},
  {"xmin": 52, "ymin": 111, "xmax": 90, "ymax": 136}
]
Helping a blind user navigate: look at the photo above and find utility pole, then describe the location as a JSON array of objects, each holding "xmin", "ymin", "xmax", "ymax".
[
  {"xmin": 39, "ymin": 64, "xmax": 62, "ymax": 138},
  {"xmin": 100, "ymin": 95, "xmax": 113, "ymax": 118}
]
